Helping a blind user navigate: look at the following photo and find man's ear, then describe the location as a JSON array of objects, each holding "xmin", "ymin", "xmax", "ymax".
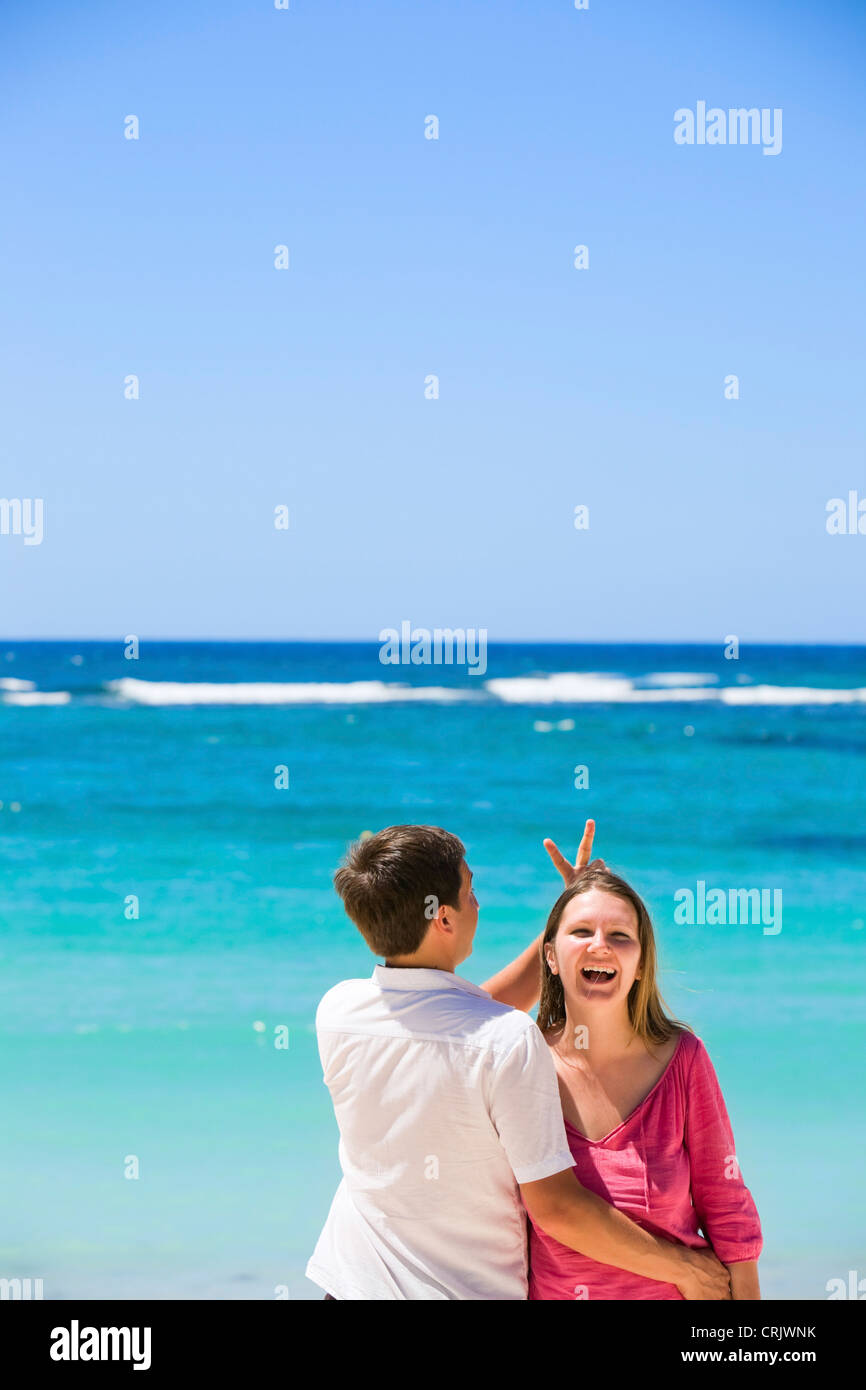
[{"xmin": 435, "ymin": 900, "xmax": 453, "ymax": 932}]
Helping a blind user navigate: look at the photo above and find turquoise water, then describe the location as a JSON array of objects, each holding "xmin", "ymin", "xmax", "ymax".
[{"xmin": 1, "ymin": 642, "xmax": 864, "ymax": 1299}]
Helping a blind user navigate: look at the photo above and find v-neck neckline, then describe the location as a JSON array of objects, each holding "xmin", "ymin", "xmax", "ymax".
[{"xmin": 561, "ymin": 1030, "xmax": 684, "ymax": 1145}]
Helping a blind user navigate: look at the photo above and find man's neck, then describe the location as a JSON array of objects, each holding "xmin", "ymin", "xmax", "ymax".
[{"xmin": 384, "ymin": 957, "xmax": 455, "ymax": 972}]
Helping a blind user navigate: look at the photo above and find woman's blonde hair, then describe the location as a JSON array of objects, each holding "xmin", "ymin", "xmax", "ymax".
[{"xmin": 536, "ymin": 866, "xmax": 692, "ymax": 1048}]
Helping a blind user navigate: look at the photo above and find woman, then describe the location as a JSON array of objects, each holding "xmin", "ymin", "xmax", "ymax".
[{"xmin": 483, "ymin": 822, "xmax": 763, "ymax": 1300}]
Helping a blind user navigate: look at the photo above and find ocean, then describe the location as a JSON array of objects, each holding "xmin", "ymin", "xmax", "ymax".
[{"xmin": 1, "ymin": 641, "xmax": 864, "ymax": 1300}]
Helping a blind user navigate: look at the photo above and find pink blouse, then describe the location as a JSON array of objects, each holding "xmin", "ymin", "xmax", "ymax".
[{"xmin": 527, "ymin": 1028, "xmax": 763, "ymax": 1300}]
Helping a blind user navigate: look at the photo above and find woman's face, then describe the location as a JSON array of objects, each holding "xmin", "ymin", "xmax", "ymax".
[{"xmin": 546, "ymin": 888, "xmax": 642, "ymax": 1006}]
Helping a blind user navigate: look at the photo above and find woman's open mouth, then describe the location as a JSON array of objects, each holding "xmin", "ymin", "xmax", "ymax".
[{"xmin": 581, "ymin": 966, "xmax": 616, "ymax": 984}]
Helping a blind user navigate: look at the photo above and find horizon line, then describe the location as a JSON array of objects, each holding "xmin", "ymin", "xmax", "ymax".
[{"xmin": 2, "ymin": 637, "xmax": 865, "ymax": 649}]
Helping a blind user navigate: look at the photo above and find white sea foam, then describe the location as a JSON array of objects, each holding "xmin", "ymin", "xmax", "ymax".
[
  {"xmin": 485, "ymin": 673, "xmax": 639, "ymax": 703},
  {"xmin": 105, "ymin": 678, "xmax": 477, "ymax": 706},
  {"xmin": 717, "ymin": 684, "xmax": 866, "ymax": 705},
  {"xmin": 485, "ymin": 673, "xmax": 719, "ymax": 703},
  {"xmin": 1, "ymin": 690, "xmax": 71, "ymax": 705},
  {"xmin": 628, "ymin": 687, "xmax": 720, "ymax": 702},
  {"xmin": 9, "ymin": 673, "xmax": 865, "ymax": 710},
  {"xmin": 484, "ymin": 673, "xmax": 866, "ymax": 706},
  {"xmin": 639, "ymin": 672, "xmax": 718, "ymax": 687}
]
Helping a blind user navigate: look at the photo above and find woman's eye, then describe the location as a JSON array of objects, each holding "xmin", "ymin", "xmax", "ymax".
[{"xmin": 571, "ymin": 929, "xmax": 631, "ymax": 939}]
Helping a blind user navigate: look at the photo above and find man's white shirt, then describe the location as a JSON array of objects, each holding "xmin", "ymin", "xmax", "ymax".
[{"xmin": 305, "ymin": 964, "xmax": 574, "ymax": 1300}]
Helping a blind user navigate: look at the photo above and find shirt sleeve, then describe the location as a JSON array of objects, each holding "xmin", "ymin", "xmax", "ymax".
[
  {"xmin": 488, "ymin": 1024, "xmax": 575, "ymax": 1184},
  {"xmin": 683, "ymin": 1036, "xmax": 763, "ymax": 1264}
]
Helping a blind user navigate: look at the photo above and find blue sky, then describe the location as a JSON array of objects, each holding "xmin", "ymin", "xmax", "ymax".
[{"xmin": 1, "ymin": 0, "xmax": 863, "ymax": 641}]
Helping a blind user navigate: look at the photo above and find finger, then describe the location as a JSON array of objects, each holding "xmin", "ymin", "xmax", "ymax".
[
  {"xmin": 543, "ymin": 838, "xmax": 573, "ymax": 880},
  {"xmin": 575, "ymin": 819, "xmax": 596, "ymax": 869}
]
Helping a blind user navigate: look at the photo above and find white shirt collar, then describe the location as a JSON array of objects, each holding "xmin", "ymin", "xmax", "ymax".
[{"xmin": 372, "ymin": 964, "xmax": 492, "ymax": 999}]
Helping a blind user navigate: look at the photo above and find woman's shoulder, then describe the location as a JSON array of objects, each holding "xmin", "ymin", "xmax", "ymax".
[
  {"xmin": 669, "ymin": 1024, "xmax": 704, "ymax": 1069},
  {"xmin": 669, "ymin": 1026, "xmax": 722, "ymax": 1085}
]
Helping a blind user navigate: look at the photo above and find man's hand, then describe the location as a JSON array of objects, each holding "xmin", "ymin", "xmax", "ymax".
[
  {"xmin": 543, "ymin": 818, "xmax": 605, "ymax": 888},
  {"xmin": 675, "ymin": 1247, "xmax": 732, "ymax": 1301},
  {"xmin": 482, "ymin": 820, "xmax": 606, "ymax": 1011}
]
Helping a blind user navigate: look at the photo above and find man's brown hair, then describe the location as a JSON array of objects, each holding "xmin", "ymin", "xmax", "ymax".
[{"xmin": 333, "ymin": 824, "xmax": 466, "ymax": 958}]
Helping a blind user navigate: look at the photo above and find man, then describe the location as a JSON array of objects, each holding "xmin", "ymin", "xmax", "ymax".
[{"xmin": 306, "ymin": 822, "xmax": 730, "ymax": 1300}]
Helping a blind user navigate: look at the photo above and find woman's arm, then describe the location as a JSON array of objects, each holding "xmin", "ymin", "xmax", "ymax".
[
  {"xmin": 683, "ymin": 1038, "xmax": 764, "ymax": 1280},
  {"xmin": 481, "ymin": 821, "xmax": 602, "ymax": 1011},
  {"xmin": 727, "ymin": 1260, "xmax": 761, "ymax": 1300}
]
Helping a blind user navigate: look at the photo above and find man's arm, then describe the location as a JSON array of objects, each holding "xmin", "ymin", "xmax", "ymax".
[
  {"xmin": 520, "ymin": 1168, "xmax": 731, "ymax": 1300},
  {"xmin": 728, "ymin": 1261, "xmax": 761, "ymax": 1299},
  {"xmin": 481, "ymin": 932, "xmax": 543, "ymax": 1011}
]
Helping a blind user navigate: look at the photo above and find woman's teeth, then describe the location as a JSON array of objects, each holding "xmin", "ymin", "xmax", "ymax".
[{"xmin": 581, "ymin": 966, "xmax": 616, "ymax": 983}]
